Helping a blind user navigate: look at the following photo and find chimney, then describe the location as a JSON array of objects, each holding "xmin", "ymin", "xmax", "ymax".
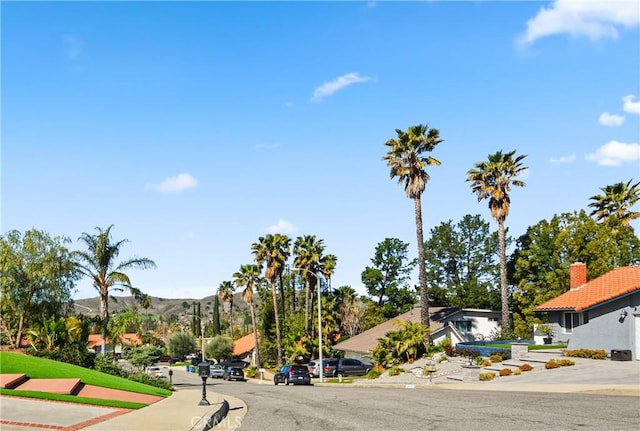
[{"xmin": 570, "ymin": 262, "xmax": 587, "ymax": 290}]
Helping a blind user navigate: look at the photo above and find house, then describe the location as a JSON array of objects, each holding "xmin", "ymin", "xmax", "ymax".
[
  {"xmin": 233, "ymin": 333, "xmax": 258, "ymax": 366},
  {"xmin": 332, "ymin": 306, "xmax": 501, "ymax": 361},
  {"xmin": 87, "ymin": 333, "xmax": 142, "ymax": 354},
  {"xmin": 534, "ymin": 263, "xmax": 640, "ymax": 360}
]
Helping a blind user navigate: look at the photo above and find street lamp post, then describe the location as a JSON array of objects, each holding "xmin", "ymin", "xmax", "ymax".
[{"xmin": 292, "ymin": 267, "xmax": 325, "ymax": 383}]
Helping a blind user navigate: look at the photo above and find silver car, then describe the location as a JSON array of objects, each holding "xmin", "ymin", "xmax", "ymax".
[{"xmin": 209, "ymin": 364, "xmax": 225, "ymax": 378}]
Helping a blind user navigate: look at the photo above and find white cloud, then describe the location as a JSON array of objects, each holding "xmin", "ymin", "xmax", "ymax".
[
  {"xmin": 585, "ymin": 140, "xmax": 640, "ymax": 166},
  {"xmin": 549, "ymin": 153, "xmax": 577, "ymax": 164},
  {"xmin": 266, "ymin": 219, "xmax": 298, "ymax": 234},
  {"xmin": 154, "ymin": 173, "xmax": 198, "ymax": 193},
  {"xmin": 598, "ymin": 112, "xmax": 625, "ymax": 126},
  {"xmin": 516, "ymin": 0, "xmax": 640, "ymax": 47},
  {"xmin": 311, "ymin": 72, "xmax": 371, "ymax": 103},
  {"xmin": 623, "ymin": 94, "xmax": 640, "ymax": 114}
]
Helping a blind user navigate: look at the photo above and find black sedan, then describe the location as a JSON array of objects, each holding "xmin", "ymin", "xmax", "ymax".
[
  {"xmin": 274, "ymin": 364, "xmax": 311, "ymax": 385},
  {"xmin": 223, "ymin": 366, "xmax": 245, "ymax": 381}
]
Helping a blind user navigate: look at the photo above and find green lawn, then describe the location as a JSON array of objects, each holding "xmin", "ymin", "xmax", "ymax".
[{"xmin": 0, "ymin": 351, "xmax": 171, "ymax": 407}]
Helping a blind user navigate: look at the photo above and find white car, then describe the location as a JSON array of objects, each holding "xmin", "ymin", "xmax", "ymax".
[{"xmin": 146, "ymin": 366, "xmax": 164, "ymax": 378}]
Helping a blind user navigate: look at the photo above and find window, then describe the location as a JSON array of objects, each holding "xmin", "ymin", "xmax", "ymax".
[
  {"xmin": 454, "ymin": 320, "xmax": 472, "ymax": 332},
  {"xmin": 563, "ymin": 313, "xmax": 573, "ymax": 333},
  {"xmin": 564, "ymin": 312, "xmax": 589, "ymax": 334}
]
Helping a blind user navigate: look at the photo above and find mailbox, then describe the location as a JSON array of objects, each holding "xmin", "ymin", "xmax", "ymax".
[{"xmin": 198, "ymin": 361, "xmax": 210, "ymax": 377}]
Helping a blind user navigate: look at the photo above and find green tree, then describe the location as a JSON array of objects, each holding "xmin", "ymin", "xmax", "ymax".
[
  {"xmin": 510, "ymin": 211, "xmax": 640, "ymax": 337},
  {"xmin": 383, "ymin": 124, "xmax": 444, "ymax": 344},
  {"xmin": 74, "ymin": 225, "xmax": 156, "ymax": 355},
  {"xmin": 466, "ymin": 150, "xmax": 527, "ymax": 332},
  {"xmin": 424, "ymin": 215, "xmax": 501, "ymax": 309},
  {"xmin": 361, "ymin": 238, "xmax": 417, "ymax": 318},
  {"xmin": 211, "ymin": 295, "xmax": 221, "ymax": 336},
  {"xmin": 205, "ymin": 335, "xmax": 234, "ymax": 362},
  {"xmin": 252, "ymin": 233, "xmax": 291, "ymax": 366},
  {"xmin": 0, "ymin": 229, "xmax": 78, "ymax": 348},
  {"xmin": 218, "ymin": 281, "xmax": 235, "ymax": 339},
  {"xmin": 107, "ymin": 310, "xmax": 140, "ymax": 362},
  {"xmin": 233, "ymin": 263, "xmax": 263, "ymax": 367},
  {"xmin": 293, "ymin": 235, "xmax": 325, "ymax": 335},
  {"xmin": 588, "ymin": 179, "xmax": 640, "ymax": 226},
  {"xmin": 167, "ymin": 332, "xmax": 196, "ymax": 359}
]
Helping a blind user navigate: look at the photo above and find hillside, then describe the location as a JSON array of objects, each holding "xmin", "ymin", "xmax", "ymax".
[{"xmin": 73, "ymin": 292, "xmax": 250, "ymax": 321}]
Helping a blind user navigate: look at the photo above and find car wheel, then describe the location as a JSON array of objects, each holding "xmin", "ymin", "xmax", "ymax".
[
  {"xmin": 285, "ymin": 377, "xmax": 289, "ymax": 386},
  {"xmin": 274, "ymin": 379, "xmax": 278, "ymax": 385}
]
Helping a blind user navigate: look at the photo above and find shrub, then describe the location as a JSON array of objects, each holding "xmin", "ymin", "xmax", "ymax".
[
  {"xmin": 558, "ymin": 359, "xmax": 575, "ymax": 367},
  {"xmin": 479, "ymin": 372, "xmax": 496, "ymax": 381},
  {"xmin": 388, "ymin": 365, "xmax": 404, "ymax": 377},
  {"xmin": 367, "ymin": 368, "xmax": 382, "ymax": 379},
  {"xmin": 499, "ymin": 368, "xmax": 512, "ymax": 376},
  {"xmin": 514, "ymin": 369, "xmax": 522, "ymax": 375},
  {"xmin": 454, "ymin": 348, "xmax": 482, "ymax": 358},
  {"xmin": 545, "ymin": 360, "xmax": 561, "ymax": 369},
  {"xmin": 563, "ymin": 349, "xmax": 607, "ymax": 360},
  {"xmin": 244, "ymin": 365, "xmax": 258, "ymax": 378},
  {"xmin": 474, "ymin": 356, "xmax": 485, "ymax": 366},
  {"xmin": 481, "ymin": 359, "xmax": 492, "ymax": 367},
  {"xmin": 489, "ymin": 354, "xmax": 502, "ymax": 363},
  {"xmin": 519, "ymin": 363, "xmax": 533, "ymax": 372}
]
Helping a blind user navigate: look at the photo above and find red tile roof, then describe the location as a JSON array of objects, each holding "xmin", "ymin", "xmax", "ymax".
[
  {"xmin": 233, "ymin": 333, "xmax": 257, "ymax": 356},
  {"xmin": 534, "ymin": 266, "xmax": 640, "ymax": 312},
  {"xmin": 87, "ymin": 333, "xmax": 142, "ymax": 348}
]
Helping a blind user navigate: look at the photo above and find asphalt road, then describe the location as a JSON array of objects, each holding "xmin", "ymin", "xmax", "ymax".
[{"xmin": 206, "ymin": 379, "xmax": 640, "ymax": 431}]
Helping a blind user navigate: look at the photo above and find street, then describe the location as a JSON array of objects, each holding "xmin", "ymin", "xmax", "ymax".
[{"xmin": 170, "ymin": 368, "xmax": 640, "ymax": 431}]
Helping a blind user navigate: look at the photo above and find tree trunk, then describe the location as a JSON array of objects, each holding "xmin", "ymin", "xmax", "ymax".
[
  {"xmin": 414, "ymin": 196, "xmax": 431, "ymax": 345},
  {"xmin": 14, "ymin": 288, "xmax": 35, "ymax": 348},
  {"xmin": 498, "ymin": 220, "xmax": 510, "ymax": 331},
  {"xmin": 279, "ymin": 273, "xmax": 286, "ymax": 324},
  {"xmin": 304, "ymin": 278, "xmax": 311, "ymax": 335},
  {"xmin": 271, "ymin": 281, "xmax": 283, "ymax": 366},
  {"xmin": 100, "ymin": 291, "xmax": 109, "ymax": 355},
  {"xmin": 248, "ymin": 301, "xmax": 260, "ymax": 368},
  {"xmin": 228, "ymin": 302, "xmax": 234, "ymax": 340}
]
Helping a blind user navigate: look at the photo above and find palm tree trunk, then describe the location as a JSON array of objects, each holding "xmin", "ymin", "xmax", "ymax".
[
  {"xmin": 100, "ymin": 293, "xmax": 108, "ymax": 355},
  {"xmin": 498, "ymin": 221, "xmax": 510, "ymax": 331},
  {"xmin": 414, "ymin": 196, "xmax": 431, "ymax": 344},
  {"xmin": 271, "ymin": 281, "xmax": 283, "ymax": 366},
  {"xmin": 248, "ymin": 301, "xmax": 260, "ymax": 368},
  {"xmin": 228, "ymin": 303, "xmax": 234, "ymax": 340},
  {"xmin": 279, "ymin": 273, "xmax": 286, "ymax": 324},
  {"xmin": 304, "ymin": 278, "xmax": 311, "ymax": 335}
]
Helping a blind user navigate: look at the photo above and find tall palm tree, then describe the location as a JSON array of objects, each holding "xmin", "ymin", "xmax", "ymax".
[
  {"xmin": 293, "ymin": 235, "xmax": 325, "ymax": 335},
  {"xmin": 233, "ymin": 264, "xmax": 262, "ymax": 367},
  {"xmin": 218, "ymin": 280, "xmax": 235, "ymax": 339},
  {"xmin": 588, "ymin": 179, "xmax": 640, "ymax": 226},
  {"xmin": 251, "ymin": 233, "xmax": 290, "ymax": 366},
  {"xmin": 383, "ymin": 124, "xmax": 443, "ymax": 343},
  {"xmin": 320, "ymin": 254, "xmax": 338, "ymax": 293},
  {"xmin": 74, "ymin": 225, "xmax": 156, "ymax": 354},
  {"xmin": 466, "ymin": 150, "xmax": 527, "ymax": 331}
]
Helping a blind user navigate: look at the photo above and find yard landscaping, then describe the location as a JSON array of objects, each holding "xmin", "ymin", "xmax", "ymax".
[{"xmin": 0, "ymin": 352, "xmax": 171, "ymax": 409}]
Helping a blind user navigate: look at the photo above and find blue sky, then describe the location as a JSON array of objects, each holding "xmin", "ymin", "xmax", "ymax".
[{"xmin": 2, "ymin": 1, "xmax": 639, "ymax": 300}]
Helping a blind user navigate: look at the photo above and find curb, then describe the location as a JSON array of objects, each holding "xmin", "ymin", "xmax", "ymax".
[{"xmin": 202, "ymin": 399, "xmax": 229, "ymax": 431}]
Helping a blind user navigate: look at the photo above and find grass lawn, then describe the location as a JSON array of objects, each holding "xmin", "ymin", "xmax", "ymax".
[
  {"xmin": 0, "ymin": 351, "xmax": 171, "ymax": 407},
  {"xmin": 0, "ymin": 388, "xmax": 148, "ymax": 409}
]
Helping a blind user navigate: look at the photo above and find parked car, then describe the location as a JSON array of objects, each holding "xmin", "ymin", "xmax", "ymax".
[
  {"xmin": 223, "ymin": 366, "xmax": 245, "ymax": 381},
  {"xmin": 209, "ymin": 364, "xmax": 225, "ymax": 379},
  {"xmin": 308, "ymin": 359, "xmax": 335, "ymax": 378},
  {"xmin": 324, "ymin": 358, "xmax": 371, "ymax": 378},
  {"xmin": 168, "ymin": 357, "xmax": 181, "ymax": 365},
  {"xmin": 219, "ymin": 359, "xmax": 250, "ymax": 369},
  {"xmin": 146, "ymin": 366, "xmax": 164, "ymax": 378},
  {"xmin": 274, "ymin": 364, "xmax": 311, "ymax": 385}
]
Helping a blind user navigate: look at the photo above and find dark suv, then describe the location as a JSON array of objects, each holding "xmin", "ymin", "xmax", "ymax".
[
  {"xmin": 274, "ymin": 364, "xmax": 311, "ymax": 385},
  {"xmin": 324, "ymin": 358, "xmax": 371, "ymax": 378}
]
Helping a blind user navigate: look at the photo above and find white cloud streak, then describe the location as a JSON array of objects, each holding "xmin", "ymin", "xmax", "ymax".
[
  {"xmin": 598, "ymin": 112, "xmax": 625, "ymax": 126},
  {"xmin": 549, "ymin": 153, "xmax": 577, "ymax": 164},
  {"xmin": 623, "ymin": 94, "xmax": 640, "ymax": 114},
  {"xmin": 311, "ymin": 72, "xmax": 371, "ymax": 103},
  {"xmin": 585, "ymin": 141, "xmax": 640, "ymax": 166},
  {"xmin": 266, "ymin": 219, "xmax": 298, "ymax": 234},
  {"xmin": 516, "ymin": 0, "xmax": 640, "ymax": 47},
  {"xmin": 154, "ymin": 173, "xmax": 198, "ymax": 193}
]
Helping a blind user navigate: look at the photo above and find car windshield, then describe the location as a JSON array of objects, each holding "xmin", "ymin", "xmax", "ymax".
[{"xmin": 291, "ymin": 366, "xmax": 307, "ymax": 373}]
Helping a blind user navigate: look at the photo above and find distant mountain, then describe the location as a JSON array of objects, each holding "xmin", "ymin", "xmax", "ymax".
[{"xmin": 73, "ymin": 292, "xmax": 249, "ymax": 321}]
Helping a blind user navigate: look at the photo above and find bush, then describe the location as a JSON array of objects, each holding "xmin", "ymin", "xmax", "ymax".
[
  {"xmin": 167, "ymin": 333, "xmax": 196, "ymax": 360},
  {"xmin": 489, "ymin": 354, "xmax": 503, "ymax": 363},
  {"xmin": 479, "ymin": 372, "xmax": 496, "ymax": 381},
  {"xmin": 367, "ymin": 368, "xmax": 382, "ymax": 379},
  {"xmin": 204, "ymin": 335, "xmax": 233, "ymax": 362},
  {"xmin": 244, "ymin": 366, "xmax": 258, "ymax": 378},
  {"xmin": 558, "ymin": 359, "xmax": 575, "ymax": 366},
  {"xmin": 388, "ymin": 365, "xmax": 404, "ymax": 377},
  {"xmin": 563, "ymin": 349, "xmax": 606, "ymax": 360},
  {"xmin": 481, "ymin": 359, "xmax": 492, "ymax": 367},
  {"xmin": 499, "ymin": 368, "xmax": 512, "ymax": 376},
  {"xmin": 519, "ymin": 363, "xmax": 533, "ymax": 372},
  {"xmin": 545, "ymin": 360, "xmax": 561, "ymax": 369},
  {"xmin": 453, "ymin": 347, "xmax": 481, "ymax": 358},
  {"xmin": 514, "ymin": 369, "xmax": 522, "ymax": 375}
]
